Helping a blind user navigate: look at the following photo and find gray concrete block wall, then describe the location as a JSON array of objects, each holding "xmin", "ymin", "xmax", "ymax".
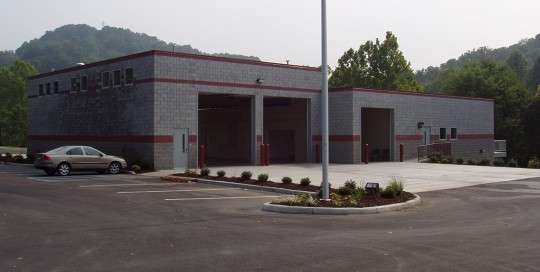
[
  {"xmin": 27, "ymin": 55, "xmax": 157, "ymax": 167},
  {"xmin": 329, "ymin": 90, "xmax": 495, "ymax": 163}
]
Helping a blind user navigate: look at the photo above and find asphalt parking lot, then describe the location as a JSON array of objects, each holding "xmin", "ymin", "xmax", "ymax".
[{"xmin": 2, "ymin": 163, "xmax": 540, "ymax": 271}]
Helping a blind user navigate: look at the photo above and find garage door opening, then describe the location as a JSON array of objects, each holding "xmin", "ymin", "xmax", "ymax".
[
  {"xmin": 199, "ymin": 94, "xmax": 252, "ymax": 166},
  {"xmin": 264, "ymin": 97, "xmax": 309, "ymax": 164},
  {"xmin": 361, "ymin": 108, "xmax": 394, "ymax": 162}
]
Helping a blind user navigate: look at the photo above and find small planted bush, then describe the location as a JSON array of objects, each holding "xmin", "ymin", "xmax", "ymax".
[
  {"xmin": 240, "ymin": 171, "xmax": 253, "ymax": 180},
  {"xmin": 477, "ymin": 159, "xmax": 491, "ymax": 166},
  {"xmin": 200, "ymin": 167, "xmax": 210, "ymax": 177},
  {"xmin": 271, "ymin": 194, "xmax": 319, "ymax": 207},
  {"xmin": 493, "ymin": 160, "xmax": 506, "ymax": 167},
  {"xmin": 440, "ymin": 157, "xmax": 451, "ymax": 164},
  {"xmin": 184, "ymin": 169, "xmax": 197, "ymax": 176},
  {"xmin": 217, "ymin": 170, "xmax": 226, "ymax": 178},
  {"xmin": 131, "ymin": 164, "xmax": 142, "ymax": 173},
  {"xmin": 300, "ymin": 177, "xmax": 311, "ymax": 186},
  {"xmin": 456, "ymin": 158, "xmax": 464, "ymax": 165},
  {"xmin": 257, "ymin": 173, "xmax": 269, "ymax": 183},
  {"xmin": 281, "ymin": 177, "xmax": 292, "ymax": 184},
  {"xmin": 380, "ymin": 177, "xmax": 404, "ymax": 198},
  {"xmin": 467, "ymin": 159, "xmax": 476, "ymax": 165},
  {"xmin": 337, "ymin": 179, "xmax": 358, "ymax": 196},
  {"xmin": 528, "ymin": 157, "xmax": 540, "ymax": 169},
  {"xmin": 428, "ymin": 154, "xmax": 442, "ymax": 163}
]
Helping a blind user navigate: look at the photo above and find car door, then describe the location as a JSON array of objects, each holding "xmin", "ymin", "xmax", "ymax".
[
  {"xmin": 83, "ymin": 146, "xmax": 108, "ymax": 170},
  {"xmin": 65, "ymin": 147, "xmax": 85, "ymax": 170}
]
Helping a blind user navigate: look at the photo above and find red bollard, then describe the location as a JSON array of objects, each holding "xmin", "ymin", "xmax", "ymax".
[
  {"xmin": 198, "ymin": 145, "xmax": 206, "ymax": 168},
  {"xmin": 260, "ymin": 144, "xmax": 266, "ymax": 166},
  {"xmin": 315, "ymin": 144, "xmax": 321, "ymax": 163},
  {"xmin": 363, "ymin": 144, "xmax": 369, "ymax": 164},
  {"xmin": 265, "ymin": 144, "xmax": 270, "ymax": 166},
  {"xmin": 399, "ymin": 144, "xmax": 404, "ymax": 162}
]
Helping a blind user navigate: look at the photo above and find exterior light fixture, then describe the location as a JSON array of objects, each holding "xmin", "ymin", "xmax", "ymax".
[
  {"xmin": 256, "ymin": 78, "xmax": 264, "ymax": 84},
  {"xmin": 417, "ymin": 122, "xmax": 425, "ymax": 129},
  {"xmin": 365, "ymin": 182, "xmax": 380, "ymax": 195}
]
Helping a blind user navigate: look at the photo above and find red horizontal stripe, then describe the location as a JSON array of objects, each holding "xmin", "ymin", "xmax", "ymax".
[
  {"xmin": 138, "ymin": 78, "xmax": 320, "ymax": 93},
  {"xmin": 396, "ymin": 135, "xmax": 422, "ymax": 141},
  {"xmin": 458, "ymin": 134, "xmax": 494, "ymax": 139},
  {"xmin": 30, "ymin": 50, "xmax": 319, "ymax": 80},
  {"xmin": 28, "ymin": 134, "xmax": 173, "ymax": 143},
  {"xmin": 312, "ymin": 135, "xmax": 361, "ymax": 142},
  {"xmin": 331, "ymin": 87, "xmax": 494, "ymax": 102}
]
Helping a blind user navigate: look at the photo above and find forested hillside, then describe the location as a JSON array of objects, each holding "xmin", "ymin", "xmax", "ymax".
[
  {"xmin": 0, "ymin": 24, "xmax": 259, "ymax": 72},
  {"xmin": 417, "ymin": 34, "xmax": 540, "ymax": 92}
]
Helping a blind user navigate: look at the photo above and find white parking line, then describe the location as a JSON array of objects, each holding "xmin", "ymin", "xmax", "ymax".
[
  {"xmin": 80, "ymin": 183, "xmax": 184, "ymax": 188},
  {"xmin": 117, "ymin": 188, "xmax": 240, "ymax": 194},
  {"xmin": 165, "ymin": 195, "xmax": 279, "ymax": 201}
]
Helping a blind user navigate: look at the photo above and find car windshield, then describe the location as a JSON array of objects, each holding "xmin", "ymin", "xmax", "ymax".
[{"xmin": 46, "ymin": 146, "xmax": 70, "ymax": 154}]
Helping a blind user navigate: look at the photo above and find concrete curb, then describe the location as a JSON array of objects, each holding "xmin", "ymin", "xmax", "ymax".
[
  {"xmin": 262, "ymin": 194, "xmax": 422, "ymax": 215},
  {"xmin": 195, "ymin": 178, "xmax": 317, "ymax": 195},
  {"xmin": 161, "ymin": 176, "xmax": 195, "ymax": 183}
]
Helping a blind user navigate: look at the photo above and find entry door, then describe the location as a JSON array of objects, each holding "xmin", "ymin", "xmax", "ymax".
[
  {"xmin": 422, "ymin": 127, "xmax": 431, "ymax": 145},
  {"xmin": 173, "ymin": 128, "xmax": 189, "ymax": 169}
]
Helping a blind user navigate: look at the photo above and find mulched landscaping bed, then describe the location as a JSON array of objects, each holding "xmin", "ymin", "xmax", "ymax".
[
  {"xmin": 172, "ymin": 173, "xmax": 321, "ymax": 192},
  {"xmin": 318, "ymin": 191, "xmax": 416, "ymax": 208}
]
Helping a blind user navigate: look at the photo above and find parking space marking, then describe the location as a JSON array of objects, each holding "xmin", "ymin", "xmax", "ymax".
[
  {"xmin": 117, "ymin": 188, "xmax": 240, "ymax": 194},
  {"xmin": 80, "ymin": 183, "xmax": 182, "ymax": 188},
  {"xmin": 164, "ymin": 195, "xmax": 279, "ymax": 201}
]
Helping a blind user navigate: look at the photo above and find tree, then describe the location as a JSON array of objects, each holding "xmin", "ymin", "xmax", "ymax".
[
  {"xmin": 528, "ymin": 57, "xmax": 540, "ymax": 91},
  {"xmin": 435, "ymin": 60, "xmax": 531, "ymax": 164},
  {"xmin": 330, "ymin": 31, "xmax": 421, "ymax": 91},
  {"xmin": 506, "ymin": 51, "xmax": 528, "ymax": 81},
  {"xmin": 522, "ymin": 89, "xmax": 540, "ymax": 159},
  {"xmin": 0, "ymin": 61, "xmax": 38, "ymax": 147}
]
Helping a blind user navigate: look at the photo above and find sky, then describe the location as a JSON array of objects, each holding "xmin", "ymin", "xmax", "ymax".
[{"xmin": 1, "ymin": 0, "xmax": 539, "ymax": 70}]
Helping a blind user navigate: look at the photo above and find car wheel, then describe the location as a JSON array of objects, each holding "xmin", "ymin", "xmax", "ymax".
[
  {"xmin": 57, "ymin": 163, "xmax": 71, "ymax": 176},
  {"xmin": 108, "ymin": 162, "xmax": 121, "ymax": 174},
  {"xmin": 44, "ymin": 169, "xmax": 56, "ymax": 176}
]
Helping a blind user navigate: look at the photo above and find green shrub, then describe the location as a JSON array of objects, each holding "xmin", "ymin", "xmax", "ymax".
[
  {"xmin": 131, "ymin": 161, "xmax": 153, "ymax": 172},
  {"xmin": 440, "ymin": 157, "xmax": 451, "ymax": 164},
  {"xmin": 330, "ymin": 192, "xmax": 359, "ymax": 207},
  {"xmin": 13, "ymin": 155, "xmax": 25, "ymax": 163},
  {"xmin": 300, "ymin": 177, "xmax": 311, "ymax": 186},
  {"xmin": 528, "ymin": 157, "xmax": 540, "ymax": 169},
  {"xmin": 456, "ymin": 158, "xmax": 464, "ymax": 165},
  {"xmin": 257, "ymin": 173, "xmax": 269, "ymax": 182},
  {"xmin": 493, "ymin": 160, "xmax": 505, "ymax": 167},
  {"xmin": 281, "ymin": 177, "xmax": 292, "ymax": 184},
  {"xmin": 380, "ymin": 177, "xmax": 404, "ymax": 198},
  {"xmin": 184, "ymin": 169, "xmax": 197, "ymax": 176},
  {"xmin": 337, "ymin": 179, "xmax": 358, "ymax": 196},
  {"xmin": 217, "ymin": 170, "xmax": 226, "ymax": 178},
  {"xmin": 507, "ymin": 160, "xmax": 518, "ymax": 168},
  {"xmin": 131, "ymin": 164, "xmax": 142, "ymax": 173},
  {"xmin": 428, "ymin": 154, "xmax": 442, "ymax": 163},
  {"xmin": 478, "ymin": 159, "xmax": 491, "ymax": 166},
  {"xmin": 467, "ymin": 159, "xmax": 476, "ymax": 165},
  {"xmin": 200, "ymin": 168, "xmax": 210, "ymax": 177},
  {"xmin": 240, "ymin": 171, "xmax": 253, "ymax": 180},
  {"xmin": 271, "ymin": 194, "xmax": 319, "ymax": 207}
]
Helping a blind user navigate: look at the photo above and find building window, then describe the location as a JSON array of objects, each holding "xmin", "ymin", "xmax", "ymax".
[
  {"xmin": 113, "ymin": 70, "xmax": 121, "ymax": 87},
  {"xmin": 71, "ymin": 78, "xmax": 80, "ymax": 92},
  {"xmin": 450, "ymin": 128, "xmax": 457, "ymax": 140},
  {"xmin": 46, "ymin": 83, "xmax": 51, "ymax": 95},
  {"xmin": 53, "ymin": 81, "xmax": 59, "ymax": 93},
  {"xmin": 439, "ymin": 128, "xmax": 447, "ymax": 140},
  {"xmin": 125, "ymin": 68, "xmax": 134, "ymax": 85},
  {"xmin": 39, "ymin": 84, "xmax": 44, "ymax": 96},
  {"xmin": 81, "ymin": 75, "xmax": 88, "ymax": 91},
  {"xmin": 102, "ymin": 72, "xmax": 110, "ymax": 89}
]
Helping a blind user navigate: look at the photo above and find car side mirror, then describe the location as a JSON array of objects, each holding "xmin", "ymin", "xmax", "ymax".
[{"xmin": 99, "ymin": 153, "xmax": 104, "ymax": 157}]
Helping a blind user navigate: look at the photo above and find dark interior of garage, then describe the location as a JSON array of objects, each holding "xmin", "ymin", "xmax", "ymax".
[
  {"xmin": 264, "ymin": 97, "xmax": 309, "ymax": 164},
  {"xmin": 361, "ymin": 108, "xmax": 393, "ymax": 162},
  {"xmin": 198, "ymin": 94, "xmax": 252, "ymax": 166}
]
